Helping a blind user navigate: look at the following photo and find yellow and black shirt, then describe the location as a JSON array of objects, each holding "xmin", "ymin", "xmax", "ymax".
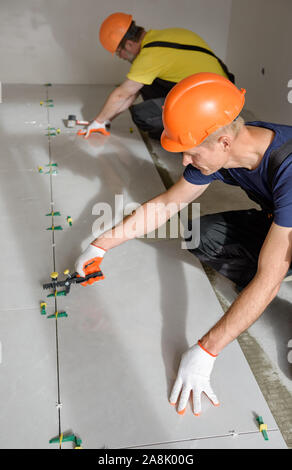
[{"xmin": 127, "ymin": 28, "xmax": 229, "ymax": 85}]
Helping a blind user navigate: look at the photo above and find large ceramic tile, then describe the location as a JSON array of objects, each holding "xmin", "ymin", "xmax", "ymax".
[
  {"xmin": 52, "ymin": 239, "xmax": 286, "ymax": 448},
  {"xmin": 0, "ymin": 170, "xmax": 57, "ymax": 310},
  {"xmin": 0, "ymin": 85, "xmax": 287, "ymax": 449},
  {"xmin": 0, "ymin": 85, "xmax": 53, "ymax": 170},
  {"xmin": 0, "ymin": 308, "xmax": 58, "ymax": 449}
]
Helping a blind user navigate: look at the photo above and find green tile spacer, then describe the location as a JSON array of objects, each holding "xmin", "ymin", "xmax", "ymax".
[
  {"xmin": 46, "ymin": 132, "xmax": 56, "ymax": 136},
  {"xmin": 256, "ymin": 416, "xmax": 269, "ymax": 441},
  {"xmin": 45, "ymin": 169, "xmax": 58, "ymax": 175},
  {"xmin": 67, "ymin": 216, "xmax": 73, "ymax": 226},
  {"xmin": 46, "ymin": 163, "xmax": 58, "ymax": 167},
  {"xmin": 49, "ymin": 433, "xmax": 82, "ymax": 449},
  {"xmin": 47, "ymin": 311, "xmax": 68, "ymax": 319},
  {"xmin": 46, "ymin": 225, "xmax": 63, "ymax": 231},
  {"xmin": 47, "ymin": 290, "xmax": 67, "ymax": 298},
  {"xmin": 40, "ymin": 101, "xmax": 53, "ymax": 107},
  {"xmin": 46, "ymin": 127, "xmax": 60, "ymax": 134},
  {"xmin": 45, "ymin": 211, "xmax": 61, "ymax": 216},
  {"xmin": 40, "ymin": 302, "xmax": 47, "ymax": 315}
]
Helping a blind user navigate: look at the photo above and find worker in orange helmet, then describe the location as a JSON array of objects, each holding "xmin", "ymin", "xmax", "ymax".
[
  {"xmin": 76, "ymin": 73, "xmax": 292, "ymax": 416},
  {"xmin": 79, "ymin": 12, "xmax": 234, "ymax": 139}
]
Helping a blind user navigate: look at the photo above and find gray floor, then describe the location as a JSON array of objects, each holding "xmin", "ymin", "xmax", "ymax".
[
  {"xmin": 142, "ymin": 129, "xmax": 292, "ymax": 448},
  {"xmin": 0, "ymin": 85, "xmax": 288, "ymax": 449}
]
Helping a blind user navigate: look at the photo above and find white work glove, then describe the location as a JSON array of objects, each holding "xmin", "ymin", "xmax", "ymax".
[
  {"xmin": 169, "ymin": 341, "xmax": 219, "ymax": 416},
  {"xmin": 78, "ymin": 120, "xmax": 111, "ymax": 138},
  {"xmin": 75, "ymin": 244, "xmax": 106, "ymax": 286}
]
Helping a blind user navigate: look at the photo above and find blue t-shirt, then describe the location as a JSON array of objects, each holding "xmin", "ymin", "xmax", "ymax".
[{"xmin": 183, "ymin": 121, "xmax": 292, "ymax": 227}]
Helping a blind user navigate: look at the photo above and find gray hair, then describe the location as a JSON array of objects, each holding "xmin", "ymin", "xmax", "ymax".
[{"xmin": 202, "ymin": 115, "xmax": 245, "ymax": 146}]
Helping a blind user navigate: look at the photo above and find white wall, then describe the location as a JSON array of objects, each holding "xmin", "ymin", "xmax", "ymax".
[
  {"xmin": 226, "ymin": 0, "xmax": 292, "ymax": 124},
  {"xmin": 0, "ymin": 0, "xmax": 232, "ymax": 84}
]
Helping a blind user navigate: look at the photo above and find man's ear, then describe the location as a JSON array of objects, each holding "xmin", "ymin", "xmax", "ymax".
[{"xmin": 218, "ymin": 135, "xmax": 232, "ymax": 151}]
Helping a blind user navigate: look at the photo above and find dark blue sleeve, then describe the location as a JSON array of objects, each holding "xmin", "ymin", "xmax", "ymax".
[
  {"xmin": 183, "ymin": 164, "xmax": 218, "ymax": 185},
  {"xmin": 273, "ymin": 159, "xmax": 292, "ymax": 227}
]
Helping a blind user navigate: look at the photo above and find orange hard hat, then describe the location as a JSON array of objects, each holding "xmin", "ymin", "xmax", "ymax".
[
  {"xmin": 161, "ymin": 72, "xmax": 246, "ymax": 152},
  {"xmin": 99, "ymin": 12, "xmax": 133, "ymax": 54}
]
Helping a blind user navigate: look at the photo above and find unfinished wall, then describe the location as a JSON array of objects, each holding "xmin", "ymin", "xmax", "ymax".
[
  {"xmin": 226, "ymin": 0, "xmax": 292, "ymax": 124},
  {"xmin": 0, "ymin": 0, "xmax": 232, "ymax": 84}
]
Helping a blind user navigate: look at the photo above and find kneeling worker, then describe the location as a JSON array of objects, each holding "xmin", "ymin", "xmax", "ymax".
[
  {"xmin": 80, "ymin": 12, "xmax": 233, "ymax": 140},
  {"xmin": 75, "ymin": 73, "xmax": 292, "ymax": 416}
]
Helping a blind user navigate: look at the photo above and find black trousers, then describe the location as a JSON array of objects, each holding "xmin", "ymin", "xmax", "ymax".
[
  {"xmin": 187, "ymin": 209, "xmax": 292, "ymax": 289},
  {"xmin": 129, "ymin": 78, "xmax": 176, "ymax": 140}
]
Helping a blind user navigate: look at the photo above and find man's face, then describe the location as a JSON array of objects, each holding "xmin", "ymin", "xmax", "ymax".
[
  {"xmin": 182, "ymin": 140, "xmax": 230, "ymax": 175},
  {"xmin": 116, "ymin": 40, "xmax": 137, "ymax": 63}
]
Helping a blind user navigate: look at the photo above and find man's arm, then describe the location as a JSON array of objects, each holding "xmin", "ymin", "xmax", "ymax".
[
  {"xmin": 75, "ymin": 177, "xmax": 209, "ymax": 282},
  {"xmin": 170, "ymin": 221, "xmax": 292, "ymax": 416},
  {"xmin": 92, "ymin": 177, "xmax": 209, "ymax": 250},
  {"xmin": 95, "ymin": 79, "xmax": 143, "ymax": 123},
  {"xmin": 200, "ymin": 222, "xmax": 292, "ymax": 355}
]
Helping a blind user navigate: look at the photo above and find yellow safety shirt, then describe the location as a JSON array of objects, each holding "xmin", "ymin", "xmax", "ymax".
[{"xmin": 127, "ymin": 28, "xmax": 228, "ymax": 85}]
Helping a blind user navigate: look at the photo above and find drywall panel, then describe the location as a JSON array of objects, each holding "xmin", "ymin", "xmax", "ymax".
[
  {"xmin": 226, "ymin": 0, "xmax": 292, "ymax": 124},
  {"xmin": 0, "ymin": 0, "xmax": 232, "ymax": 84}
]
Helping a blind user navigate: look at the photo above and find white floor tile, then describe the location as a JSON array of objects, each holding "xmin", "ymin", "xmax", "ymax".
[{"xmin": 0, "ymin": 85, "xmax": 287, "ymax": 449}]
